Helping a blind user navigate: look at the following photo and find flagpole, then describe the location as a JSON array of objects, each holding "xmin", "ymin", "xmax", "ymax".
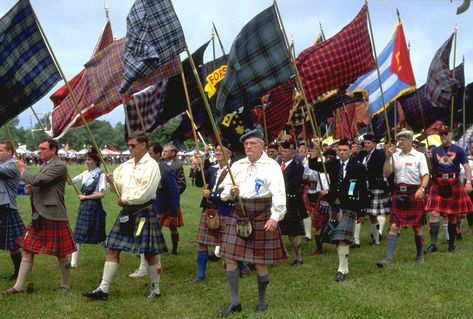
[
  {"xmin": 365, "ymin": 0, "xmax": 391, "ymax": 143},
  {"xmin": 450, "ymin": 25, "xmax": 458, "ymax": 129},
  {"xmin": 262, "ymin": 104, "xmax": 269, "ymax": 146},
  {"xmin": 104, "ymin": 0, "xmax": 109, "ymax": 20},
  {"xmin": 132, "ymin": 96, "xmax": 146, "ymax": 131},
  {"xmin": 185, "ymin": 110, "xmax": 207, "ymax": 147},
  {"xmin": 212, "ymin": 21, "xmax": 226, "ymax": 55},
  {"xmin": 462, "ymin": 56, "xmax": 466, "ymax": 146},
  {"xmin": 30, "ymin": 6, "xmax": 119, "ymax": 196},
  {"xmin": 3, "ymin": 123, "xmax": 17, "ymax": 157},
  {"xmin": 211, "ymin": 26, "xmax": 216, "ymax": 60}
]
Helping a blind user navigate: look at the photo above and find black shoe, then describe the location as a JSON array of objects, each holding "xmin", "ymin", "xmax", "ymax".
[
  {"xmin": 456, "ymin": 233, "xmax": 463, "ymax": 240},
  {"xmin": 303, "ymin": 236, "xmax": 311, "ymax": 242},
  {"xmin": 219, "ymin": 303, "xmax": 242, "ymax": 317},
  {"xmin": 8, "ymin": 274, "xmax": 17, "ymax": 281},
  {"xmin": 291, "ymin": 260, "xmax": 303, "ymax": 266},
  {"xmin": 424, "ymin": 244, "xmax": 438, "ymax": 254},
  {"xmin": 350, "ymin": 243, "xmax": 360, "ymax": 249},
  {"xmin": 379, "ymin": 233, "xmax": 383, "ymax": 241},
  {"xmin": 256, "ymin": 303, "xmax": 267, "ymax": 312},
  {"xmin": 83, "ymin": 288, "xmax": 108, "ymax": 300},
  {"xmin": 448, "ymin": 245, "xmax": 457, "ymax": 253},
  {"xmin": 208, "ymin": 253, "xmax": 221, "ymax": 262},
  {"xmin": 334, "ymin": 272, "xmax": 347, "ymax": 282}
]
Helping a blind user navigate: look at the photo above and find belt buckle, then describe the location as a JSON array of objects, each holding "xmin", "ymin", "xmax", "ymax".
[
  {"xmin": 442, "ymin": 173, "xmax": 449, "ymax": 179},
  {"xmin": 400, "ymin": 186, "xmax": 407, "ymax": 192}
]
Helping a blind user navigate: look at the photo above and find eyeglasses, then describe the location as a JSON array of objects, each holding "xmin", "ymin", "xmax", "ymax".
[
  {"xmin": 127, "ymin": 143, "xmax": 139, "ymax": 149},
  {"xmin": 244, "ymin": 141, "xmax": 260, "ymax": 147}
]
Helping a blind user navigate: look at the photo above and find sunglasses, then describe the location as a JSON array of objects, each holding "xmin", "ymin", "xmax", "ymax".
[
  {"xmin": 127, "ymin": 143, "xmax": 140, "ymax": 148},
  {"xmin": 439, "ymin": 132, "xmax": 450, "ymax": 136}
]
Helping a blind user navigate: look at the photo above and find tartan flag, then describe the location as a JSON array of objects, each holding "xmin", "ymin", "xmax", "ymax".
[
  {"xmin": 399, "ymin": 63, "xmax": 464, "ymax": 132},
  {"xmin": 348, "ymin": 23, "xmax": 416, "ymax": 116},
  {"xmin": 425, "ymin": 34, "xmax": 459, "ymax": 108},
  {"xmin": 456, "ymin": 125, "xmax": 473, "ymax": 152},
  {"xmin": 216, "ymin": 5, "xmax": 293, "ymax": 115},
  {"xmin": 312, "ymin": 89, "xmax": 364, "ymax": 118},
  {"xmin": 296, "ymin": 5, "xmax": 375, "ymax": 102},
  {"xmin": 333, "ymin": 102, "xmax": 359, "ymax": 140},
  {"xmin": 120, "ymin": 0, "xmax": 185, "ymax": 93},
  {"xmin": 371, "ymin": 102, "xmax": 398, "ymax": 139},
  {"xmin": 124, "ymin": 79, "xmax": 168, "ymax": 133},
  {"xmin": 50, "ymin": 21, "xmax": 113, "ymax": 107},
  {"xmin": 203, "ymin": 54, "xmax": 228, "ymax": 100},
  {"xmin": 0, "ymin": 0, "xmax": 61, "ymax": 127}
]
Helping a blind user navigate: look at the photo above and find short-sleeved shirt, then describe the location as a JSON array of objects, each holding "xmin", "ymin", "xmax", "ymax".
[
  {"xmin": 390, "ymin": 148, "xmax": 429, "ymax": 185},
  {"xmin": 431, "ymin": 144, "xmax": 467, "ymax": 174},
  {"xmin": 72, "ymin": 167, "xmax": 106, "ymax": 193}
]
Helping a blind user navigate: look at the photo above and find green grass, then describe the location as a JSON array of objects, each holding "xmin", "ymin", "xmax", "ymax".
[{"xmin": 1, "ymin": 165, "xmax": 472, "ymax": 318}]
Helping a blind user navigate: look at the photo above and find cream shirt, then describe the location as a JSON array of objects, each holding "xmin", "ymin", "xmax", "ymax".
[
  {"xmin": 389, "ymin": 148, "xmax": 429, "ymax": 185},
  {"xmin": 221, "ymin": 152, "xmax": 286, "ymax": 222},
  {"xmin": 113, "ymin": 152, "xmax": 161, "ymax": 205}
]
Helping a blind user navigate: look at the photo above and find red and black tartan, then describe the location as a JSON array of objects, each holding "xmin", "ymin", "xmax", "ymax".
[
  {"xmin": 425, "ymin": 179, "xmax": 473, "ymax": 215},
  {"xmin": 221, "ymin": 198, "xmax": 288, "ymax": 265},
  {"xmin": 196, "ymin": 208, "xmax": 229, "ymax": 246},
  {"xmin": 159, "ymin": 206, "xmax": 184, "ymax": 227},
  {"xmin": 390, "ymin": 190, "xmax": 426, "ymax": 227},
  {"xmin": 17, "ymin": 217, "xmax": 76, "ymax": 257}
]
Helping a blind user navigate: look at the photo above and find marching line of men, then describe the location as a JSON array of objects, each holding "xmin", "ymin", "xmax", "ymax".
[{"xmin": 1, "ymin": 125, "xmax": 473, "ymax": 317}]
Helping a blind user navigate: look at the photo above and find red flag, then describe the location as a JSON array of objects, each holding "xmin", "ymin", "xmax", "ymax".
[
  {"xmin": 296, "ymin": 5, "xmax": 375, "ymax": 101},
  {"xmin": 390, "ymin": 24, "xmax": 416, "ymax": 86},
  {"xmin": 333, "ymin": 103, "xmax": 357, "ymax": 140}
]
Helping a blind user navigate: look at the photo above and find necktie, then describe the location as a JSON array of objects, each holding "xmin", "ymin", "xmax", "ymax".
[
  {"xmin": 281, "ymin": 162, "xmax": 286, "ymax": 172},
  {"xmin": 338, "ymin": 161, "xmax": 345, "ymax": 185}
]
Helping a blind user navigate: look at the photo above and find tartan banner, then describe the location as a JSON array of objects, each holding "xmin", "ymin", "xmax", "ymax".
[
  {"xmin": 125, "ymin": 79, "xmax": 168, "ymax": 133},
  {"xmin": 371, "ymin": 103, "xmax": 397, "ymax": 139},
  {"xmin": 333, "ymin": 102, "xmax": 359, "ymax": 140},
  {"xmin": 296, "ymin": 5, "xmax": 375, "ymax": 102},
  {"xmin": 216, "ymin": 5, "xmax": 293, "ymax": 115},
  {"xmin": 203, "ymin": 54, "xmax": 229, "ymax": 100},
  {"xmin": 425, "ymin": 34, "xmax": 459, "ymax": 108},
  {"xmin": 0, "ymin": 0, "xmax": 61, "ymax": 127},
  {"xmin": 312, "ymin": 89, "xmax": 364, "ymax": 118},
  {"xmin": 399, "ymin": 63, "xmax": 464, "ymax": 132},
  {"xmin": 120, "ymin": 0, "xmax": 185, "ymax": 92}
]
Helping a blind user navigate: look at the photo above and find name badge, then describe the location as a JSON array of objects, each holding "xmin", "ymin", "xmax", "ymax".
[
  {"xmin": 255, "ymin": 178, "xmax": 265, "ymax": 194},
  {"xmin": 348, "ymin": 179, "xmax": 357, "ymax": 196},
  {"xmin": 442, "ymin": 173, "xmax": 449, "ymax": 179}
]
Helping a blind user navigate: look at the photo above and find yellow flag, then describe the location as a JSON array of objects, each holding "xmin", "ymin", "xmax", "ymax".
[{"xmin": 204, "ymin": 65, "xmax": 227, "ymax": 98}]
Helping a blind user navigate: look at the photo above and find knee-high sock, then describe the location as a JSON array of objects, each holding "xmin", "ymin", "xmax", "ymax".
[
  {"xmin": 139, "ymin": 253, "xmax": 148, "ymax": 271},
  {"xmin": 257, "ymin": 274, "xmax": 269, "ymax": 308},
  {"xmin": 226, "ymin": 268, "xmax": 240, "ymax": 306},
  {"xmin": 337, "ymin": 245, "xmax": 349, "ymax": 274},
  {"xmin": 147, "ymin": 262, "xmax": 161, "ymax": 292},
  {"xmin": 291, "ymin": 237, "xmax": 302, "ymax": 261},
  {"xmin": 10, "ymin": 252, "xmax": 22, "ymax": 277},
  {"xmin": 448, "ymin": 222, "xmax": 457, "ymax": 247},
  {"xmin": 58, "ymin": 256, "xmax": 71, "ymax": 288},
  {"xmin": 467, "ymin": 213, "xmax": 473, "ymax": 230},
  {"xmin": 443, "ymin": 219, "xmax": 449, "ymax": 241},
  {"xmin": 315, "ymin": 235, "xmax": 323, "ymax": 253},
  {"xmin": 98, "ymin": 261, "xmax": 119, "ymax": 293},
  {"xmin": 13, "ymin": 256, "xmax": 34, "ymax": 291},
  {"xmin": 214, "ymin": 245, "xmax": 221, "ymax": 257},
  {"xmin": 415, "ymin": 235, "xmax": 424, "ymax": 257},
  {"xmin": 377, "ymin": 215, "xmax": 386, "ymax": 235},
  {"xmin": 430, "ymin": 222, "xmax": 440, "ymax": 246},
  {"xmin": 71, "ymin": 243, "xmax": 80, "ymax": 267},
  {"xmin": 303, "ymin": 217, "xmax": 312, "ymax": 239},
  {"xmin": 371, "ymin": 223, "xmax": 380, "ymax": 244},
  {"xmin": 354, "ymin": 223, "xmax": 361, "ymax": 245},
  {"xmin": 197, "ymin": 250, "xmax": 208, "ymax": 280},
  {"xmin": 386, "ymin": 234, "xmax": 398, "ymax": 260},
  {"xmin": 171, "ymin": 232, "xmax": 179, "ymax": 254}
]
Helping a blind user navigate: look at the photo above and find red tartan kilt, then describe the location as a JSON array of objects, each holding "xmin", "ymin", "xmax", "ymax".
[
  {"xmin": 390, "ymin": 192, "xmax": 426, "ymax": 227},
  {"xmin": 196, "ymin": 209, "xmax": 229, "ymax": 246},
  {"xmin": 160, "ymin": 206, "xmax": 184, "ymax": 227},
  {"xmin": 17, "ymin": 218, "xmax": 76, "ymax": 257},
  {"xmin": 303, "ymin": 185, "xmax": 318, "ymax": 212},
  {"xmin": 305, "ymin": 193, "xmax": 328, "ymax": 230},
  {"xmin": 425, "ymin": 180, "xmax": 473, "ymax": 215}
]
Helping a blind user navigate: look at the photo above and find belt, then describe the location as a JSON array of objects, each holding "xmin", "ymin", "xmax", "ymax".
[
  {"xmin": 395, "ymin": 184, "xmax": 419, "ymax": 192},
  {"xmin": 435, "ymin": 173, "xmax": 458, "ymax": 179},
  {"xmin": 122, "ymin": 200, "xmax": 154, "ymax": 214}
]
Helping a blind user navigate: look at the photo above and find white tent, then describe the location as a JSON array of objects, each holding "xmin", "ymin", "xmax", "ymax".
[
  {"xmin": 58, "ymin": 148, "xmax": 69, "ymax": 155},
  {"xmin": 16, "ymin": 147, "xmax": 31, "ymax": 154},
  {"xmin": 77, "ymin": 148, "xmax": 88, "ymax": 155}
]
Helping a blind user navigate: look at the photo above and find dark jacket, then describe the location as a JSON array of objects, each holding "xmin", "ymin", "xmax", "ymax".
[
  {"xmin": 309, "ymin": 157, "xmax": 369, "ymax": 211},
  {"xmin": 358, "ymin": 149, "xmax": 386, "ymax": 189},
  {"xmin": 153, "ymin": 162, "xmax": 180, "ymax": 217},
  {"xmin": 283, "ymin": 160, "xmax": 306, "ymax": 212},
  {"xmin": 166, "ymin": 159, "xmax": 186, "ymax": 194},
  {"xmin": 195, "ymin": 164, "xmax": 235, "ymax": 215}
]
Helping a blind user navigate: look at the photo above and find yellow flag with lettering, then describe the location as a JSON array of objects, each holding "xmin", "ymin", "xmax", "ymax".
[{"xmin": 204, "ymin": 65, "xmax": 227, "ymax": 98}]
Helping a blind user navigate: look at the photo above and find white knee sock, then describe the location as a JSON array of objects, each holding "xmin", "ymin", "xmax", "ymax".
[
  {"xmin": 354, "ymin": 223, "xmax": 361, "ymax": 245},
  {"xmin": 139, "ymin": 253, "xmax": 148, "ymax": 271},
  {"xmin": 443, "ymin": 219, "xmax": 449, "ymax": 241},
  {"xmin": 371, "ymin": 223, "xmax": 380, "ymax": 244},
  {"xmin": 303, "ymin": 217, "xmax": 312, "ymax": 239},
  {"xmin": 71, "ymin": 243, "xmax": 80, "ymax": 267},
  {"xmin": 377, "ymin": 216, "xmax": 386, "ymax": 236},
  {"xmin": 337, "ymin": 245, "xmax": 350, "ymax": 274},
  {"xmin": 148, "ymin": 263, "xmax": 161, "ymax": 292},
  {"xmin": 98, "ymin": 261, "xmax": 119, "ymax": 293},
  {"xmin": 214, "ymin": 246, "xmax": 221, "ymax": 257}
]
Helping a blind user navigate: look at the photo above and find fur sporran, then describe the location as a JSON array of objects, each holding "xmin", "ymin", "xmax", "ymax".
[
  {"xmin": 236, "ymin": 217, "xmax": 253, "ymax": 238},
  {"xmin": 206, "ymin": 208, "xmax": 220, "ymax": 230}
]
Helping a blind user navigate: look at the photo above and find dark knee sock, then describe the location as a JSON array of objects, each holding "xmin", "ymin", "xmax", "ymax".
[
  {"xmin": 10, "ymin": 252, "xmax": 22, "ymax": 277},
  {"xmin": 386, "ymin": 234, "xmax": 398, "ymax": 260},
  {"xmin": 315, "ymin": 235, "xmax": 323, "ymax": 252},
  {"xmin": 430, "ymin": 222, "xmax": 440, "ymax": 246},
  {"xmin": 257, "ymin": 274, "xmax": 269, "ymax": 307},
  {"xmin": 467, "ymin": 213, "xmax": 473, "ymax": 229},
  {"xmin": 448, "ymin": 223, "xmax": 457, "ymax": 247},
  {"xmin": 196, "ymin": 251, "xmax": 208, "ymax": 280},
  {"xmin": 226, "ymin": 268, "xmax": 240, "ymax": 305},
  {"xmin": 414, "ymin": 235, "xmax": 424, "ymax": 257},
  {"xmin": 171, "ymin": 233, "xmax": 179, "ymax": 254}
]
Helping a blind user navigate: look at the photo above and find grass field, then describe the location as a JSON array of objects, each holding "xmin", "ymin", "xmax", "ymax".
[{"xmin": 1, "ymin": 165, "xmax": 472, "ymax": 319}]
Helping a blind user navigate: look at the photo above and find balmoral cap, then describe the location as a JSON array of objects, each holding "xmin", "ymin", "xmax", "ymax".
[{"xmin": 239, "ymin": 129, "xmax": 264, "ymax": 143}]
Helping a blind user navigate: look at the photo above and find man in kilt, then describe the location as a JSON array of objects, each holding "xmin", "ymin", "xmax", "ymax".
[
  {"xmin": 0, "ymin": 141, "xmax": 24, "ymax": 281},
  {"xmin": 425, "ymin": 125, "xmax": 473, "ymax": 253},
  {"xmin": 193, "ymin": 145, "xmax": 236, "ymax": 282},
  {"xmin": 357, "ymin": 133, "xmax": 390, "ymax": 246},
  {"xmin": 83, "ymin": 132, "xmax": 166, "ymax": 300},
  {"xmin": 219, "ymin": 129, "xmax": 287, "ymax": 316},
  {"xmin": 309, "ymin": 139, "xmax": 369, "ymax": 282},
  {"xmin": 376, "ymin": 130, "xmax": 429, "ymax": 267},
  {"xmin": 3, "ymin": 138, "xmax": 75, "ymax": 295},
  {"xmin": 279, "ymin": 139, "xmax": 306, "ymax": 265},
  {"xmin": 69, "ymin": 148, "xmax": 107, "ymax": 268}
]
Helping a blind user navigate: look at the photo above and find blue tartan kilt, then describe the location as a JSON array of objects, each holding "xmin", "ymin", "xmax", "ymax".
[
  {"xmin": 0, "ymin": 208, "xmax": 25, "ymax": 250},
  {"xmin": 73, "ymin": 200, "xmax": 106, "ymax": 244},
  {"xmin": 104, "ymin": 205, "xmax": 167, "ymax": 255},
  {"xmin": 332, "ymin": 209, "xmax": 357, "ymax": 244}
]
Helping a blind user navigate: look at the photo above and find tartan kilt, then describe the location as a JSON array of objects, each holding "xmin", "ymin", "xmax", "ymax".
[
  {"xmin": 425, "ymin": 180, "xmax": 473, "ymax": 215},
  {"xmin": 221, "ymin": 197, "xmax": 288, "ymax": 265},
  {"xmin": 390, "ymin": 192, "xmax": 425, "ymax": 226},
  {"xmin": 73, "ymin": 200, "xmax": 106, "ymax": 244},
  {"xmin": 306, "ymin": 193, "xmax": 328, "ymax": 230},
  {"xmin": 332, "ymin": 209, "xmax": 356, "ymax": 244},
  {"xmin": 160, "ymin": 206, "xmax": 184, "ymax": 227},
  {"xmin": 196, "ymin": 208, "xmax": 229, "ymax": 246},
  {"xmin": 303, "ymin": 186, "xmax": 318, "ymax": 212},
  {"xmin": 366, "ymin": 189, "xmax": 391, "ymax": 216},
  {"xmin": 17, "ymin": 217, "xmax": 76, "ymax": 257},
  {"xmin": 0, "ymin": 209, "xmax": 25, "ymax": 250},
  {"xmin": 278, "ymin": 206, "xmax": 305, "ymax": 236},
  {"xmin": 105, "ymin": 205, "xmax": 167, "ymax": 255}
]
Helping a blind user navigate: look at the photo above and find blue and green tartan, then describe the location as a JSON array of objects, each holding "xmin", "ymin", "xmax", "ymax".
[
  {"xmin": 332, "ymin": 209, "xmax": 357, "ymax": 244},
  {"xmin": 216, "ymin": 5, "xmax": 293, "ymax": 115},
  {"xmin": 73, "ymin": 200, "xmax": 106, "ymax": 244},
  {"xmin": 0, "ymin": 0, "xmax": 60, "ymax": 127},
  {"xmin": 0, "ymin": 209, "xmax": 25, "ymax": 250}
]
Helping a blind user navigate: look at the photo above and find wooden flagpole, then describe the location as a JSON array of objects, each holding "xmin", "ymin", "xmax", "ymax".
[
  {"xmin": 212, "ymin": 21, "xmax": 226, "ymax": 55},
  {"xmin": 211, "ymin": 26, "xmax": 216, "ymax": 60},
  {"xmin": 450, "ymin": 26, "xmax": 458, "ymax": 130},
  {"xmin": 262, "ymin": 104, "xmax": 269, "ymax": 146},
  {"xmin": 132, "ymin": 96, "xmax": 146, "ymax": 131},
  {"xmin": 185, "ymin": 111, "xmax": 207, "ymax": 147},
  {"xmin": 462, "ymin": 56, "xmax": 466, "ymax": 146},
  {"xmin": 30, "ymin": 7, "xmax": 119, "ymax": 196}
]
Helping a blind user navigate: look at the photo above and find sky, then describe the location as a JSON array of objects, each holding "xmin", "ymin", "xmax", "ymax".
[{"xmin": 1, "ymin": 0, "xmax": 472, "ymax": 130}]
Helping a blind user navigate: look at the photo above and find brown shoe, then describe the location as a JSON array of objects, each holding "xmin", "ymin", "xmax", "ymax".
[{"xmin": 376, "ymin": 258, "xmax": 393, "ymax": 268}]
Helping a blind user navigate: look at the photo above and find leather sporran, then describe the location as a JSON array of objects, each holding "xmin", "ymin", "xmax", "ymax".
[
  {"xmin": 438, "ymin": 183, "xmax": 452, "ymax": 198},
  {"xmin": 236, "ymin": 217, "xmax": 253, "ymax": 238},
  {"xmin": 206, "ymin": 208, "xmax": 220, "ymax": 230},
  {"xmin": 396, "ymin": 195, "xmax": 410, "ymax": 210},
  {"xmin": 321, "ymin": 218, "xmax": 338, "ymax": 244},
  {"xmin": 318, "ymin": 200, "xmax": 331, "ymax": 215},
  {"xmin": 119, "ymin": 214, "xmax": 135, "ymax": 237}
]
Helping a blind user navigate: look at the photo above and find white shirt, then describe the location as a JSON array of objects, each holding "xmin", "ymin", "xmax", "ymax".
[
  {"xmin": 303, "ymin": 163, "xmax": 329, "ymax": 193},
  {"xmin": 281, "ymin": 159, "xmax": 293, "ymax": 169},
  {"xmin": 221, "ymin": 152, "xmax": 286, "ymax": 222},
  {"xmin": 72, "ymin": 167, "xmax": 106, "ymax": 193},
  {"xmin": 113, "ymin": 153, "xmax": 161, "ymax": 205},
  {"xmin": 340, "ymin": 159, "xmax": 349, "ymax": 179},
  {"xmin": 460, "ymin": 157, "xmax": 473, "ymax": 182},
  {"xmin": 389, "ymin": 148, "xmax": 429, "ymax": 185}
]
